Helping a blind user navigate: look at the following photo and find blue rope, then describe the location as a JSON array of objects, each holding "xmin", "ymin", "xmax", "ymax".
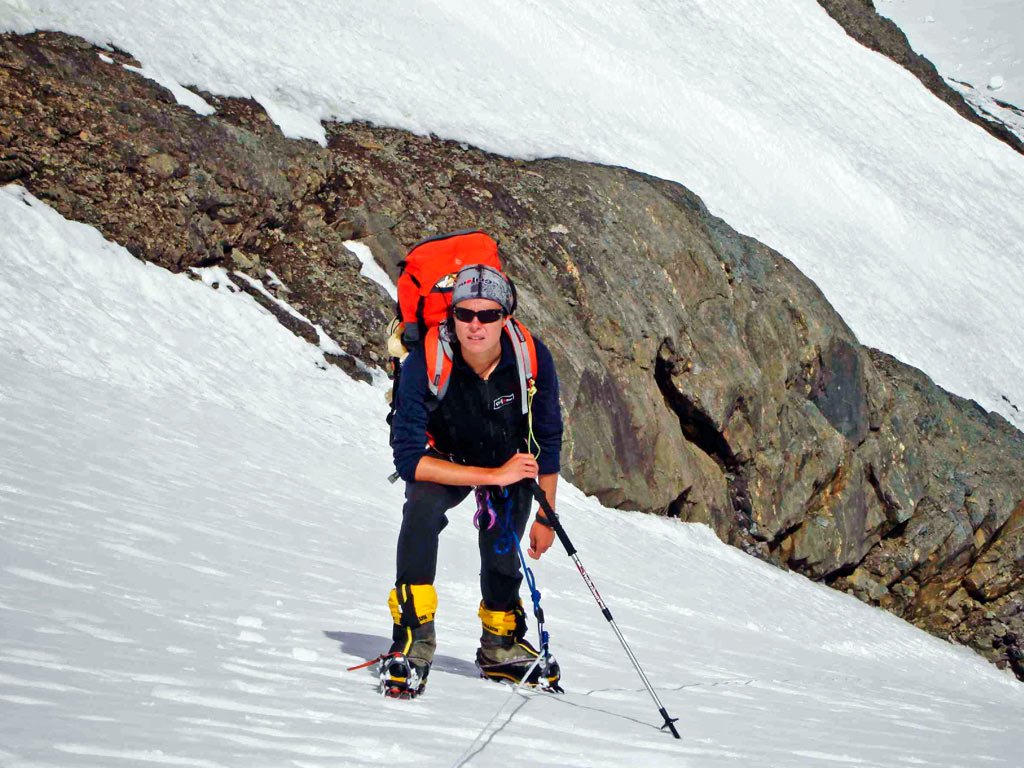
[
  {"xmin": 489, "ymin": 488, "xmax": 551, "ymax": 654},
  {"xmin": 487, "ymin": 491, "xmax": 513, "ymax": 555}
]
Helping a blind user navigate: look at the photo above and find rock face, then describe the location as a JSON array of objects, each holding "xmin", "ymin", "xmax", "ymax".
[
  {"xmin": 0, "ymin": 33, "xmax": 390, "ymax": 382},
  {"xmin": 816, "ymin": 0, "xmax": 1024, "ymax": 155},
  {"xmin": 3, "ymin": 31, "xmax": 1023, "ymax": 679}
]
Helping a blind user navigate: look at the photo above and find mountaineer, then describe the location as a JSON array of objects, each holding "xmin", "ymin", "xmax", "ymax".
[{"xmin": 380, "ymin": 231, "xmax": 563, "ymax": 698}]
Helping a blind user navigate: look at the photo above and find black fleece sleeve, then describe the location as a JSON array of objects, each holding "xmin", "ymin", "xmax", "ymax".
[
  {"xmin": 531, "ymin": 338, "xmax": 563, "ymax": 475},
  {"xmin": 391, "ymin": 348, "xmax": 430, "ymax": 482}
]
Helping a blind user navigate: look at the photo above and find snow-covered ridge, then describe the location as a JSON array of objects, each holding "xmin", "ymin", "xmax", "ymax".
[
  {"xmin": 2, "ymin": 185, "xmax": 1023, "ymax": 765},
  {"xmin": 947, "ymin": 77, "xmax": 1024, "ymax": 144},
  {"xmin": 3, "ymin": 0, "xmax": 1024, "ymax": 430},
  {"xmin": 876, "ymin": 0, "xmax": 1023, "ymax": 111}
]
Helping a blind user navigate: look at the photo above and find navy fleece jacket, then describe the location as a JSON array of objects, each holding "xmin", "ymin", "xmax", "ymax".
[{"xmin": 391, "ymin": 333, "xmax": 563, "ymax": 482}]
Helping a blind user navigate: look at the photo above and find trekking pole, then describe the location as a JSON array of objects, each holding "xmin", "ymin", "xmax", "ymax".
[{"xmin": 528, "ymin": 480, "xmax": 681, "ymax": 739}]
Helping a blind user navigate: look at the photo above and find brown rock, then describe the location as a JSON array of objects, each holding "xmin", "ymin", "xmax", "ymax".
[
  {"xmin": 965, "ymin": 500, "xmax": 1024, "ymax": 601},
  {"xmin": 144, "ymin": 152, "xmax": 178, "ymax": 178}
]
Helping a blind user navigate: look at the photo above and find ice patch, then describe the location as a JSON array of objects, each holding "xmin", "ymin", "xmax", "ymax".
[
  {"xmin": 344, "ymin": 240, "xmax": 397, "ymax": 301},
  {"xmin": 190, "ymin": 266, "xmax": 238, "ymax": 292},
  {"xmin": 254, "ymin": 95, "xmax": 326, "ymax": 146},
  {"xmin": 123, "ymin": 64, "xmax": 215, "ymax": 116},
  {"xmin": 228, "ymin": 270, "xmax": 347, "ymax": 357},
  {"xmin": 290, "ymin": 648, "xmax": 318, "ymax": 662}
]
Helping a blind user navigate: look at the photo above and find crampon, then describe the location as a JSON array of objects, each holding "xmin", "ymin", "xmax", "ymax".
[
  {"xmin": 476, "ymin": 650, "xmax": 563, "ymax": 693},
  {"xmin": 378, "ymin": 653, "xmax": 428, "ymax": 699}
]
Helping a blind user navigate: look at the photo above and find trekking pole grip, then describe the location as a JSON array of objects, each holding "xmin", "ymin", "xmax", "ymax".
[{"xmin": 528, "ymin": 480, "xmax": 576, "ymax": 556}]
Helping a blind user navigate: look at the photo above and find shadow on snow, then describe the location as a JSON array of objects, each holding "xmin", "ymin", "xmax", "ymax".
[{"xmin": 324, "ymin": 630, "xmax": 481, "ymax": 679}]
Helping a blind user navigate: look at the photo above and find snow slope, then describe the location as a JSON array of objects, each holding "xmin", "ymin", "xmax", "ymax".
[
  {"xmin": 876, "ymin": 0, "xmax": 1024, "ymax": 109},
  {"xmin": 3, "ymin": 0, "xmax": 1024, "ymax": 430},
  {"xmin": 3, "ymin": 187, "xmax": 1023, "ymax": 766},
  {"xmin": 875, "ymin": 0, "xmax": 1024, "ymax": 142}
]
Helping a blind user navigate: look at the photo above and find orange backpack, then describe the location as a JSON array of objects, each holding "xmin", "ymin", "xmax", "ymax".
[
  {"xmin": 387, "ymin": 231, "xmax": 539, "ymax": 444},
  {"xmin": 395, "ymin": 229, "xmax": 503, "ymax": 346}
]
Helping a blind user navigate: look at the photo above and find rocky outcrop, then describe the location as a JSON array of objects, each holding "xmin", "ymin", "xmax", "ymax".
[
  {"xmin": 832, "ymin": 353, "xmax": 1024, "ymax": 678},
  {"xmin": 816, "ymin": 0, "xmax": 1024, "ymax": 155},
  {"xmin": 3, "ymin": 31, "xmax": 1022, "ymax": 679},
  {"xmin": 0, "ymin": 32, "xmax": 390, "ymax": 381}
]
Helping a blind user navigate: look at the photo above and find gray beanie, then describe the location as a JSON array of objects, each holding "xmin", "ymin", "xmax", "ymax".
[{"xmin": 451, "ymin": 264, "xmax": 514, "ymax": 314}]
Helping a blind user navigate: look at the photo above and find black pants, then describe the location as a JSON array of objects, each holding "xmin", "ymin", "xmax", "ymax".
[{"xmin": 396, "ymin": 481, "xmax": 532, "ymax": 611}]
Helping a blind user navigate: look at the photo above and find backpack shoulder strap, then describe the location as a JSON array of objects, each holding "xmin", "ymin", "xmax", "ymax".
[
  {"xmin": 425, "ymin": 319, "xmax": 538, "ymax": 415},
  {"xmin": 424, "ymin": 324, "xmax": 455, "ymax": 401},
  {"xmin": 504, "ymin": 319, "xmax": 538, "ymax": 416}
]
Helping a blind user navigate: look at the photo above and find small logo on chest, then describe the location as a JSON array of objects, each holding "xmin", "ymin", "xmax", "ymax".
[{"xmin": 493, "ymin": 393, "xmax": 516, "ymax": 410}]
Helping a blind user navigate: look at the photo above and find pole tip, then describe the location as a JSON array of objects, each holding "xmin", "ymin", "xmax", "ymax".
[{"xmin": 659, "ymin": 710, "xmax": 681, "ymax": 739}]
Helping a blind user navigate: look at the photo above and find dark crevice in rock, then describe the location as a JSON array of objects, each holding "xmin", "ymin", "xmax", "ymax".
[
  {"xmin": 659, "ymin": 352, "xmax": 741, "ymax": 479},
  {"xmin": 1009, "ymin": 649, "xmax": 1024, "ymax": 680},
  {"xmin": 882, "ymin": 517, "xmax": 910, "ymax": 541},
  {"xmin": 654, "ymin": 345, "xmax": 739, "ymax": 474},
  {"xmin": 867, "ymin": 462, "xmax": 904, "ymax": 525},
  {"xmin": 666, "ymin": 485, "xmax": 693, "ymax": 518},
  {"xmin": 767, "ymin": 519, "xmax": 804, "ymax": 558},
  {"xmin": 725, "ymin": 462, "xmax": 754, "ymax": 521},
  {"xmin": 653, "ymin": 338, "xmax": 754, "ymax": 525},
  {"xmin": 823, "ymin": 559, "xmax": 860, "ymax": 586},
  {"xmin": 805, "ymin": 462, "xmax": 846, "ymax": 516},
  {"xmin": 787, "ymin": 553, "xmax": 812, "ymax": 573}
]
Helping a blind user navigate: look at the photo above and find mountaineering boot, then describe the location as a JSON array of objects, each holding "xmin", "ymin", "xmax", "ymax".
[
  {"xmin": 475, "ymin": 602, "xmax": 561, "ymax": 689},
  {"xmin": 380, "ymin": 584, "xmax": 438, "ymax": 698},
  {"xmin": 380, "ymin": 623, "xmax": 435, "ymax": 698}
]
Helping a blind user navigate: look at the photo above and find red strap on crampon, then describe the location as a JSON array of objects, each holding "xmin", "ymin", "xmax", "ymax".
[{"xmin": 346, "ymin": 652, "xmax": 398, "ymax": 672}]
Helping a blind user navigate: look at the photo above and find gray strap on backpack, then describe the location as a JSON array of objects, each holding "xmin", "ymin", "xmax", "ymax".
[{"xmin": 506, "ymin": 321, "xmax": 533, "ymax": 416}]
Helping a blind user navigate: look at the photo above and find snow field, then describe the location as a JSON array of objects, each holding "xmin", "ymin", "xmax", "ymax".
[
  {"xmin": 2, "ymin": 187, "xmax": 1023, "ymax": 766},
  {"xmin": 876, "ymin": 0, "xmax": 1023, "ymax": 110}
]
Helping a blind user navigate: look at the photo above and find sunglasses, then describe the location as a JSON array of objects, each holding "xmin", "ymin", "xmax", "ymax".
[{"xmin": 452, "ymin": 307, "xmax": 506, "ymax": 324}]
